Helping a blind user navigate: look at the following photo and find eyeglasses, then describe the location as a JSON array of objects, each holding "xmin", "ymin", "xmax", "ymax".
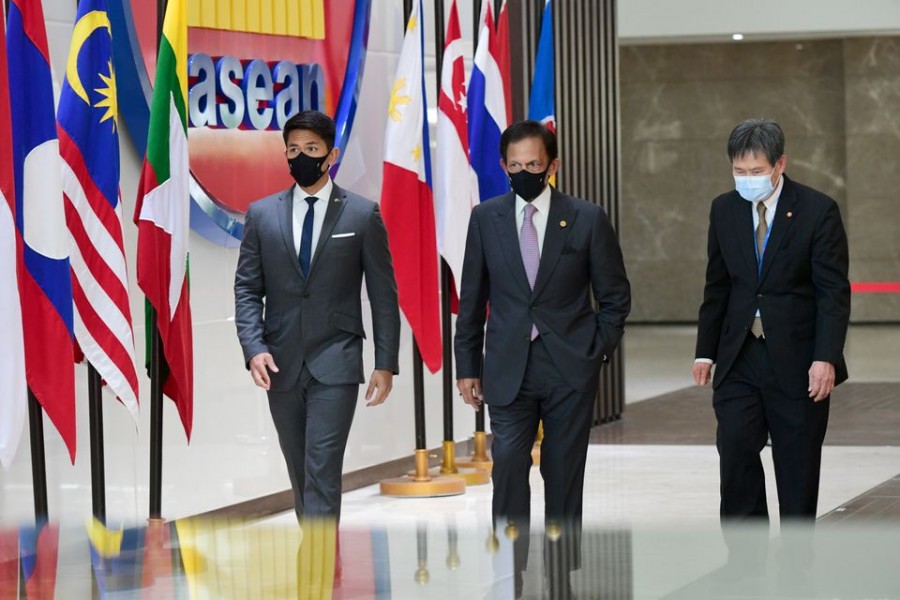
[{"xmin": 506, "ymin": 160, "xmax": 546, "ymax": 174}]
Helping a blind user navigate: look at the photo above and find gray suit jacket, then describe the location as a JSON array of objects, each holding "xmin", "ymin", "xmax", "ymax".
[
  {"xmin": 455, "ymin": 189, "xmax": 631, "ymax": 406},
  {"xmin": 234, "ymin": 183, "xmax": 400, "ymax": 392}
]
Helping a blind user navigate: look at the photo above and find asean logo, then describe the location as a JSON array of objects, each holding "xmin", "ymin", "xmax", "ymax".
[{"xmin": 111, "ymin": 0, "xmax": 371, "ymax": 246}]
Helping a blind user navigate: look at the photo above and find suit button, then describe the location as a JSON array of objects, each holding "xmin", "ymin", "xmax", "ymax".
[
  {"xmin": 757, "ymin": 294, "xmax": 764, "ymax": 299},
  {"xmin": 303, "ymin": 291, "xmax": 310, "ymax": 298},
  {"xmin": 524, "ymin": 335, "xmax": 530, "ymax": 341}
]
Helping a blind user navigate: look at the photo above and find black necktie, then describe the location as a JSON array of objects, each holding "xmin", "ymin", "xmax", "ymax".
[{"xmin": 299, "ymin": 197, "xmax": 318, "ymax": 276}]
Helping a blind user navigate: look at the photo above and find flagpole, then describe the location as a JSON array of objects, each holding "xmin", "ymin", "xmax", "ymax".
[
  {"xmin": 148, "ymin": 0, "xmax": 169, "ymax": 521},
  {"xmin": 148, "ymin": 308, "xmax": 164, "ymax": 519},
  {"xmin": 433, "ymin": 0, "xmax": 488, "ymax": 485},
  {"xmin": 459, "ymin": 0, "xmax": 493, "ymax": 471},
  {"xmin": 87, "ymin": 364, "xmax": 107, "ymax": 522},
  {"xmin": 66, "ymin": 0, "xmax": 110, "ymax": 525},
  {"xmin": 27, "ymin": 390, "xmax": 49, "ymax": 521}
]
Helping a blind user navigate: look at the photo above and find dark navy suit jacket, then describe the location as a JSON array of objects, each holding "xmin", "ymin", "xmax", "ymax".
[
  {"xmin": 696, "ymin": 175, "xmax": 850, "ymax": 397},
  {"xmin": 455, "ymin": 188, "xmax": 631, "ymax": 406}
]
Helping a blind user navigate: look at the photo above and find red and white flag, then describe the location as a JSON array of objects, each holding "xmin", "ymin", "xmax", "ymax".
[
  {"xmin": 0, "ymin": 11, "xmax": 27, "ymax": 468},
  {"xmin": 380, "ymin": 0, "xmax": 442, "ymax": 373},
  {"xmin": 436, "ymin": 0, "xmax": 479, "ymax": 296}
]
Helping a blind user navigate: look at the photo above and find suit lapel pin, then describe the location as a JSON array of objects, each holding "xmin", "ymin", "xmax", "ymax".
[
  {"xmin": 787, "ymin": 211, "xmax": 793, "ymax": 218},
  {"xmin": 560, "ymin": 220, "xmax": 568, "ymax": 228}
]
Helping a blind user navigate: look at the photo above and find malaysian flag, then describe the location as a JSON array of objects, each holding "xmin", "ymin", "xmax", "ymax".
[{"xmin": 58, "ymin": 0, "xmax": 139, "ymax": 420}]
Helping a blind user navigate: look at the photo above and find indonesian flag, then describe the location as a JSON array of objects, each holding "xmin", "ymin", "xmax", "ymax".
[
  {"xmin": 436, "ymin": 0, "xmax": 479, "ymax": 298},
  {"xmin": 380, "ymin": 0, "xmax": 442, "ymax": 374},
  {"xmin": 0, "ymin": 5, "xmax": 27, "ymax": 468},
  {"xmin": 133, "ymin": 0, "xmax": 193, "ymax": 439}
]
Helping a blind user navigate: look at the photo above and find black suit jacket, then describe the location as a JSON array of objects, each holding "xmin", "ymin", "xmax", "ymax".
[
  {"xmin": 455, "ymin": 189, "xmax": 631, "ymax": 406},
  {"xmin": 234, "ymin": 183, "xmax": 401, "ymax": 392},
  {"xmin": 696, "ymin": 175, "xmax": 850, "ymax": 397}
]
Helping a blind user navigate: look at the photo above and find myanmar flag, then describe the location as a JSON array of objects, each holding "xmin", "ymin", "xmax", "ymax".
[{"xmin": 133, "ymin": 0, "xmax": 193, "ymax": 439}]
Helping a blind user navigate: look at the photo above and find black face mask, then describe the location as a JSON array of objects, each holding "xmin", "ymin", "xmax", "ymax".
[
  {"xmin": 509, "ymin": 168, "xmax": 549, "ymax": 202},
  {"xmin": 288, "ymin": 151, "xmax": 329, "ymax": 188}
]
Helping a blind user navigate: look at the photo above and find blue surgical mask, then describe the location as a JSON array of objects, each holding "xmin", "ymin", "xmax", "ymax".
[{"xmin": 734, "ymin": 173, "xmax": 776, "ymax": 202}]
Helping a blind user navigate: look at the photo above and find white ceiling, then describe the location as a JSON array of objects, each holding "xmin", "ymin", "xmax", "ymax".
[{"xmin": 619, "ymin": 0, "xmax": 900, "ymax": 44}]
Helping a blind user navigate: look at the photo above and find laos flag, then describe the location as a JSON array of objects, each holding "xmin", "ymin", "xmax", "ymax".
[{"xmin": 6, "ymin": 0, "xmax": 77, "ymax": 462}]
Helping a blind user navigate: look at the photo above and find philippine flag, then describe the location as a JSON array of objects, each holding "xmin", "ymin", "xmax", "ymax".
[
  {"xmin": 468, "ymin": 0, "xmax": 510, "ymax": 202},
  {"xmin": 7, "ymin": 0, "xmax": 77, "ymax": 462},
  {"xmin": 379, "ymin": 0, "xmax": 442, "ymax": 374}
]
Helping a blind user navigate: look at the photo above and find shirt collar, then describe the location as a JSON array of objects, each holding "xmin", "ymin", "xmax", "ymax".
[
  {"xmin": 515, "ymin": 184, "xmax": 552, "ymax": 216},
  {"xmin": 293, "ymin": 176, "xmax": 333, "ymax": 206}
]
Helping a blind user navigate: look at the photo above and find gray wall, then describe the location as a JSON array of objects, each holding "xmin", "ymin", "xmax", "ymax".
[{"xmin": 620, "ymin": 37, "xmax": 899, "ymax": 322}]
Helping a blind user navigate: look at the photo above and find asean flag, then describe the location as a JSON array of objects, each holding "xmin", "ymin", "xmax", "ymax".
[
  {"xmin": 7, "ymin": 0, "xmax": 77, "ymax": 462},
  {"xmin": 380, "ymin": 0, "xmax": 441, "ymax": 374}
]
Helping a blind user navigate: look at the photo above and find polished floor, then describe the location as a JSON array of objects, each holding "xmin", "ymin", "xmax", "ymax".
[{"xmin": 2, "ymin": 325, "xmax": 899, "ymax": 598}]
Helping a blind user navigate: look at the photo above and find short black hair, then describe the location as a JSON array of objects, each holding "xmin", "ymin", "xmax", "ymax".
[
  {"xmin": 500, "ymin": 120, "xmax": 558, "ymax": 162},
  {"xmin": 283, "ymin": 110, "xmax": 336, "ymax": 150},
  {"xmin": 727, "ymin": 118, "xmax": 785, "ymax": 166}
]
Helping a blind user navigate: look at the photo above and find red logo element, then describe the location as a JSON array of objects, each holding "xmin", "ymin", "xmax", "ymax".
[{"xmin": 128, "ymin": 0, "xmax": 359, "ymax": 213}]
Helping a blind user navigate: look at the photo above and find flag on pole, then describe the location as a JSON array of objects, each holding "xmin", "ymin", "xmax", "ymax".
[
  {"xmin": 380, "ymin": 0, "xmax": 442, "ymax": 373},
  {"xmin": 7, "ymin": 0, "xmax": 77, "ymax": 462},
  {"xmin": 0, "ymin": 5, "xmax": 27, "ymax": 469},
  {"xmin": 469, "ymin": 0, "xmax": 510, "ymax": 202},
  {"xmin": 133, "ymin": 0, "xmax": 193, "ymax": 438},
  {"xmin": 59, "ymin": 0, "xmax": 139, "ymax": 422},
  {"xmin": 528, "ymin": 0, "xmax": 556, "ymax": 133},
  {"xmin": 435, "ymin": 0, "xmax": 479, "ymax": 294},
  {"xmin": 496, "ymin": 0, "xmax": 513, "ymax": 125}
]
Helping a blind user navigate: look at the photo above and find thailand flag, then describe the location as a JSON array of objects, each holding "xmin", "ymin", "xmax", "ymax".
[
  {"xmin": 7, "ymin": 0, "xmax": 77, "ymax": 462},
  {"xmin": 468, "ymin": 0, "xmax": 510, "ymax": 202}
]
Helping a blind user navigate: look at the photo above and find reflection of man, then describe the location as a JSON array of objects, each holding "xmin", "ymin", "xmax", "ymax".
[
  {"xmin": 455, "ymin": 121, "xmax": 631, "ymax": 598},
  {"xmin": 234, "ymin": 111, "xmax": 400, "ymax": 519},
  {"xmin": 693, "ymin": 119, "xmax": 850, "ymax": 534}
]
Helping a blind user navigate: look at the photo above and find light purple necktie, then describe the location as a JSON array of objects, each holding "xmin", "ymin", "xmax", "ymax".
[{"xmin": 520, "ymin": 203, "xmax": 540, "ymax": 339}]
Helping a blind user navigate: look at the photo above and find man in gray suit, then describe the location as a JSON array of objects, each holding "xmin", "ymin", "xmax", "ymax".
[
  {"xmin": 234, "ymin": 111, "xmax": 400, "ymax": 519},
  {"xmin": 455, "ymin": 121, "xmax": 630, "ymax": 598}
]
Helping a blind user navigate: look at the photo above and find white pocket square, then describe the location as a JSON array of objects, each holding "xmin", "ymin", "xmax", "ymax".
[{"xmin": 331, "ymin": 232, "xmax": 356, "ymax": 239}]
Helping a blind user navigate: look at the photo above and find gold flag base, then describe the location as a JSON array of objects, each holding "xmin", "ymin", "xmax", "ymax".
[
  {"xmin": 456, "ymin": 431, "xmax": 493, "ymax": 472},
  {"xmin": 406, "ymin": 441, "xmax": 490, "ymax": 485},
  {"xmin": 380, "ymin": 449, "xmax": 466, "ymax": 497}
]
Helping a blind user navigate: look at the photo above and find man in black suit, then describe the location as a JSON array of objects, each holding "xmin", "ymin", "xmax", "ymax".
[
  {"xmin": 234, "ymin": 111, "xmax": 400, "ymax": 520},
  {"xmin": 455, "ymin": 121, "xmax": 631, "ymax": 597},
  {"xmin": 693, "ymin": 119, "xmax": 851, "ymax": 536}
]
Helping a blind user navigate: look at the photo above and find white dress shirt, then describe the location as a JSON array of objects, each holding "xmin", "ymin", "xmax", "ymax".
[
  {"xmin": 514, "ymin": 184, "xmax": 552, "ymax": 254},
  {"xmin": 292, "ymin": 177, "xmax": 333, "ymax": 261},
  {"xmin": 695, "ymin": 175, "xmax": 783, "ymax": 365}
]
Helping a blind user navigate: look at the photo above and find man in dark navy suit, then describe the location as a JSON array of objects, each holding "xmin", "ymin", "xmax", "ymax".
[
  {"xmin": 693, "ymin": 119, "xmax": 850, "ymax": 568},
  {"xmin": 455, "ymin": 121, "xmax": 631, "ymax": 598}
]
